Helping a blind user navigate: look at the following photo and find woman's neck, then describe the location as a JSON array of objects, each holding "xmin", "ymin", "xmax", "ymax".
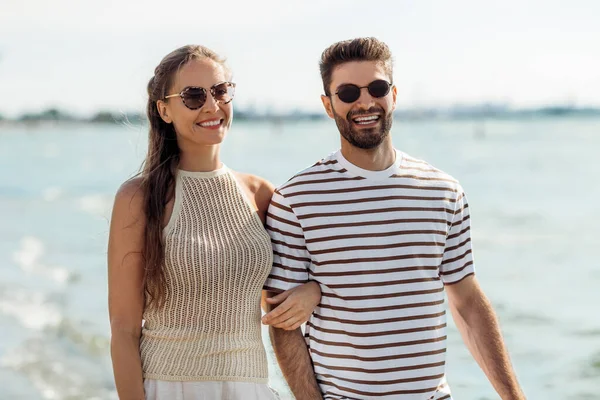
[{"xmin": 178, "ymin": 145, "xmax": 222, "ymax": 172}]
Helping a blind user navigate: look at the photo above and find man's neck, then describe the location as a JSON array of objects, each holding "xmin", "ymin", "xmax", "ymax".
[{"xmin": 339, "ymin": 137, "xmax": 396, "ymax": 171}]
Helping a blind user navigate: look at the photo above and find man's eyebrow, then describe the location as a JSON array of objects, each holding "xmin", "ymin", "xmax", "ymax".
[{"xmin": 334, "ymin": 82, "xmax": 354, "ymax": 91}]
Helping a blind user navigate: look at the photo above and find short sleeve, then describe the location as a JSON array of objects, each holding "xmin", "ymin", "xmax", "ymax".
[
  {"xmin": 440, "ymin": 185, "xmax": 476, "ymax": 284},
  {"xmin": 263, "ymin": 190, "xmax": 311, "ymax": 293}
]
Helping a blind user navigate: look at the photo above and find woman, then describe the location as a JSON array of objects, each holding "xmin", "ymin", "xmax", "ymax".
[{"xmin": 107, "ymin": 45, "xmax": 321, "ymax": 400}]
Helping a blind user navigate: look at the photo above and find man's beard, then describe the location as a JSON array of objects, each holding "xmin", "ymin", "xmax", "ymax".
[{"xmin": 333, "ymin": 106, "xmax": 393, "ymax": 150}]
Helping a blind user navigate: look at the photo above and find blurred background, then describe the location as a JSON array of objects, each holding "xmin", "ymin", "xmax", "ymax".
[{"xmin": 1, "ymin": 0, "xmax": 599, "ymax": 399}]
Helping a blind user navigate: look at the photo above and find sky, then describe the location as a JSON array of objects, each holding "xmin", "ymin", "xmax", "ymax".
[{"xmin": 1, "ymin": 0, "xmax": 599, "ymax": 117}]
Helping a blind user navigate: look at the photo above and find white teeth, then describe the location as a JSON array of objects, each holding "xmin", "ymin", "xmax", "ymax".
[
  {"xmin": 199, "ymin": 120, "xmax": 221, "ymax": 127},
  {"xmin": 353, "ymin": 115, "xmax": 380, "ymax": 123}
]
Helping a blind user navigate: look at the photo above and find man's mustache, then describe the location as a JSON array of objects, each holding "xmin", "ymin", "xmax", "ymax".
[{"xmin": 347, "ymin": 107, "xmax": 386, "ymax": 120}]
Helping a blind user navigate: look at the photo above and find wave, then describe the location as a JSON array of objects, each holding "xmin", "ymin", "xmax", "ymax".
[
  {"xmin": 0, "ymin": 285, "xmax": 116, "ymax": 399},
  {"xmin": 0, "ymin": 288, "xmax": 63, "ymax": 331},
  {"xmin": 12, "ymin": 236, "xmax": 77, "ymax": 284},
  {"xmin": 2, "ymin": 328, "xmax": 117, "ymax": 400}
]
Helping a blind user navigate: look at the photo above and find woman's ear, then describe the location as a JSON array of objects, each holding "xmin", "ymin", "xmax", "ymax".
[{"xmin": 157, "ymin": 100, "xmax": 173, "ymax": 124}]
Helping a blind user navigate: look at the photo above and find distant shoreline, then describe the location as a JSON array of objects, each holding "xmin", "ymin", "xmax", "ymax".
[{"xmin": 1, "ymin": 106, "xmax": 599, "ymax": 126}]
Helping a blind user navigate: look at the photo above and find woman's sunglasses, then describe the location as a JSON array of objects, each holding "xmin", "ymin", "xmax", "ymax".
[
  {"xmin": 164, "ymin": 81, "xmax": 236, "ymax": 110},
  {"xmin": 333, "ymin": 79, "xmax": 392, "ymax": 104}
]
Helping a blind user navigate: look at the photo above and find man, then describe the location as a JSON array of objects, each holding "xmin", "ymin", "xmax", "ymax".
[{"xmin": 262, "ymin": 37, "xmax": 525, "ymax": 400}]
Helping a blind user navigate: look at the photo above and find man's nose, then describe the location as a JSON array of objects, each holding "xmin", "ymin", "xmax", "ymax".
[{"xmin": 354, "ymin": 87, "xmax": 377, "ymax": 110}]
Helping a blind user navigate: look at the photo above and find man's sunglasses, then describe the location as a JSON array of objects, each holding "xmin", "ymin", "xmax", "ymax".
[
  {"xmin": 332, "ymin": 79, "xmax": 392, "ymax": 104},
  {"xmin": 164, "ymin": 82, "xmax": 236, "ymax": 110}
]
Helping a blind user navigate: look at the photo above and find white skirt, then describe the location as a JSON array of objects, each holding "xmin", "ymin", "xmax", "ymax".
[{"xmin": 144, "ymin": 379, "xmax": 280, "ymax": 400}]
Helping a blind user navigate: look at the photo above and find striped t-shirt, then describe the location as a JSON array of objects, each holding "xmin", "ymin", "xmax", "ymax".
[{"xmin": 264, "ymin": 149, "xmax": 475, "ymax": 400}]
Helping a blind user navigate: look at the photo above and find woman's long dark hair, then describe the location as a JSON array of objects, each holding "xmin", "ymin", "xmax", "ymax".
[{"xmin": 141, "ymin": 45, "xmax": 228, "ymax": 309}]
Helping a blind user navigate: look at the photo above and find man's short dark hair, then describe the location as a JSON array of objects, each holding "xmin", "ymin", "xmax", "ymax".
[{"xmin": 319, "ymin": 37, "xmax": 393, "ymax": 96}]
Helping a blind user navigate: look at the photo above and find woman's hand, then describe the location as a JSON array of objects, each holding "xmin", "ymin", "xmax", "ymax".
[{"xmin": 262, "ymin": 281, "xmax": 321, "ymax": 330}]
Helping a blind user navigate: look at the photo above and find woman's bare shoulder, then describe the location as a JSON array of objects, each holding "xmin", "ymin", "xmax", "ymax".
[
  {"xmin": 231, "ymin": 171, "xmax": 275, "ymax": 215},
  {"xmin": 112, "ymin": 176, "xmax": 145, "ymax": 222}
]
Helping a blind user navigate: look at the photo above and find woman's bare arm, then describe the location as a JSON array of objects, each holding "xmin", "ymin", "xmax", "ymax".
[{"xmin": 107, "ymin": 178, "xmax": 146, "ymax": 400}]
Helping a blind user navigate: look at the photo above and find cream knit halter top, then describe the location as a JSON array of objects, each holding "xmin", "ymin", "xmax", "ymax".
[{"xmin": 140, "ymin": 165, "xmax": 273, "ymax": 383}]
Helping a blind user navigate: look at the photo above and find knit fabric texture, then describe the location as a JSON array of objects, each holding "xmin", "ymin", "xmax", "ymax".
[{"xmin": 140, "ymin": 166, "xmax": 273, "ymax": 383}]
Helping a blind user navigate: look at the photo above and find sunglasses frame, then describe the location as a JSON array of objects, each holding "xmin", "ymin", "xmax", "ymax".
[
  {"xmin": 164, "ymin": 81, "xmax": 236, "ymax": 110},
  {"xmin": 332, "ymin": 80, "xmax": 392, "ymax": 104}
]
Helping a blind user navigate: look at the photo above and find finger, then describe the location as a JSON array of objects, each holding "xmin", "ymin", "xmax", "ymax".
[
  {"xmin": 273, "ymin": 316, "xmax": 298, "ymax": 330},
  {"xmin": 285, "ymin": 318, "xmax": 306, "ymax": 331},
  {"xmin": 263, "ymin": 306, "xmax": 295, "ymax": 326},
  {"xmin": 292, "ymin": 312, "xmax": 310, "ymax": 325},
  {"xmin": 283, "ymin": 307, "xmax": 309, "ymax": 324},
  {"xmin": 262, "ymin": 294, "xmax": 293, "ymax": 324},
  {"xmin": 265, "ymin": 290, "xmax": 290, "ymax": 304},
  {"xmin": 288, "ymin": 320, "xmax": 304, "ymax": 331},
  {"xmin": 277, "ymin": 296, "xmax": 312, "ymax": 322},
  {"xmin": 262, "ymin": 300, "xmax": 294, "ymax": 324}
]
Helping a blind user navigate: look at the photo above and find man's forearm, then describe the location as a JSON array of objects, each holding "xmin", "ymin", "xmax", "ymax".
[
  {"xmin": 269, "ymin": 326, "xmax": 322, "ymax": 400},
  {"xmin": 452, "ymin": 293, "xmax": 525, "ymax": 400}
]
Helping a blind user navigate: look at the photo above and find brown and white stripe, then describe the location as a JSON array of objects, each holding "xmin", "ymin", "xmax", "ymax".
[{"xmin": 264, "ymin": 149, "xmax": 474, "ymax": 400}]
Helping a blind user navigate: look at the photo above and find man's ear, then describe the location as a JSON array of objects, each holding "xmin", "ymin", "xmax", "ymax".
[
  {"xmin": 391, "ymin": 85, "xmax": 398, "ymax": 112},
  {"xmin": 321, "ymin": 95, "xmax": 335, "ymax": 119},
  {"xmin": 156, "ymin": 100, "xmax": 173, "ymax": 124}
]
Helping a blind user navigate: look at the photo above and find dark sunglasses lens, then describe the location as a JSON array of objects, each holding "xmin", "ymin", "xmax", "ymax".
[
  {"xmin": 368, "ymin": 80, "xmax": 391, "ymax": 98},
  {"xmin": 337, "ymin": 85, "xmax": 361, "ymax": 103},
  {"xmin": 212, "ymin": 83, "xmax": 235, "ymax": 104},
  {"xmin": 182, "ymin": 87, "xmax": 206, "ymax": 109}
]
